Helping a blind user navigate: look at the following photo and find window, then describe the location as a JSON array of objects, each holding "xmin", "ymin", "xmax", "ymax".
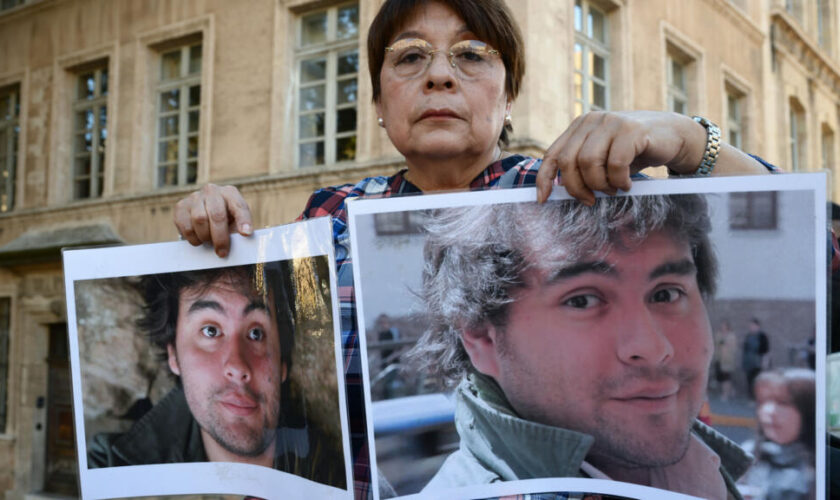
[
  {"xmin": 374, "ymin": 211, "xmax": 426, "ymax": 235},
  {"xmin": 725, "ymin": 85, "xmax": 745, "ymax": 150},
  {"xmin": 0, "ymin": 0, "xmax": 24, "ymax": 11},
  {"xmin": 0, "ymin": 85, "xmax": 19, "ymax": 213},
  {"xmin": 295, "ymin": 3, "xmax": 359, "ymax": 167},
  {"xmin": 785, "ymin": 0, "xmax": 804, "ymax": 23},
  {"xmin": 666, "ymin": 47, "xmax": 691, "ymax": 115},
  {"xmin": 818, "ymin": 0, "xmax": 834, "ymax": 53},
  {"xmin": 730, "ymin": 192, "xmax": 777, "ymax": 230},
  {"xmin": 156, "ymin": 41, "xmax": 201, "ymax": 187},
  {"xmin": 0, "ymin": 297, "xmax": 9, "ymax": 433},
  {"xmin": 823, "ymin": 125, "xmax": 835, "ymax": 173},
  {"xmin": 573, "ymin": 0, "xmax": 609, "ymax": 116},
  {"xmin": 789, "ymin": 98, "xmax": 806, "ymax": 172},
  {"xmin": 72, "ymin": 65, "xmax": 108, "ymax": 199}
]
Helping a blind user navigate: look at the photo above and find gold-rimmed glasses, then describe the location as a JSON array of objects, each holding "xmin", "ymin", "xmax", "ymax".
[{"xmin": 384, "ymin": 39, "xmax": 501, "ymax": 80}]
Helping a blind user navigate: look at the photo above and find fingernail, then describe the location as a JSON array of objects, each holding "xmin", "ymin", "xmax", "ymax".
[
  {"xmin": 241, "ymin": 223, "xmax": 252, "ymax": 235},
  {"xmin": 217, "ymin": 248, "xmax": 228, "ymax": 258}
]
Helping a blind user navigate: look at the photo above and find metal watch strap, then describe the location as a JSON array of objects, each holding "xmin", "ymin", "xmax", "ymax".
[{"xmin": 668, "ymin": 116, "xmax": 721, "ymax": 177}]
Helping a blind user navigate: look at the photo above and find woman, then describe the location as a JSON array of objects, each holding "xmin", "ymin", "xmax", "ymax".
[
  {"xmin": 174, "ymin": 0, "xmax": 773, "ymax": 495},
  {"xmin": 739, "ymin": 369, "xmax": 816, "ymax": 500}
]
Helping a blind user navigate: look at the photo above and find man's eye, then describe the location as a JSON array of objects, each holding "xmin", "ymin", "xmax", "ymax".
[
  {"xmin": 562, "ymin": 294, "xmax": 603, "ymax": 309},
  {"xmin": 200, "ymin": 325, "xmax": 221, "ymax": 338},
  {"xmin": 247, "ymin": 327, "xmax": 265, "ymax": 341},
  {"xmin": 651, "ymin": 287, "xmax": 684, "ymax": 303}
]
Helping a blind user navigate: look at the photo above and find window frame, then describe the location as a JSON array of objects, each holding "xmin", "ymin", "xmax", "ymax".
[
  {"xmin": 293, "ymin": 2, "xmax": 360, "ymax": 168},
  {"xmin": 573, "ymin": 0, "xmax": 610, "ymax": 116},
  {"xmin": 666, "ymin": 51, "xmax": 689, "ymax": 115},
  {"xmin": 788, "ymin": 97, "xmax": 806, "ymax": 172},
  {"xmin": 729, "ymin": 192, "xmax": 778, "ymax": 230},
  {"xmin": 0, "ymin": 296, "xmax": 11, "ymax": 435},
  {"xmin": 71, "ymin": 64, "xmax": 109, "ymax": 200},
  {"xmin": 154, "ymin": 42, "xmax": 202, "ymax": 188},
  {"xmin": 0, "ymin": 84, "xmax": 19, "ymax": 213}
]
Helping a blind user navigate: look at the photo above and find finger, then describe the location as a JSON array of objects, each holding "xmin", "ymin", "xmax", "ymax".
[
  {"xmin": 552, "ymin": 113, "xmax": 603, "ymax": 205},
  {"xmin": 220, "ymin": 185, "xmax": 253, "ymax": 236},
  {"xmin": 174, "ymin": 196, "xmax": 203, "ymax": 246},
  {"xmin": 537, "ymin": 116, "xmax": 584, "ymax": 203},
  {"xmin": 576, "ymin": 117, "xmax": 621, "ymax": 195},
  {"xmin": 204, "ymin": 192, "xmax": 233, "ymax": 257},
  {"xmin": 188, "ymin": 189, "xmax": 213, "ymax": 244},
  {"xmin": 605, "ymin": 127, "xmax": 639, "ymax": 192}
]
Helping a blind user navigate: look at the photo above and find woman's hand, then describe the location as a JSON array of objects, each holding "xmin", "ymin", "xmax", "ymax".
[
  {"xmin": 173, "ymin": 184, "xmax": 253, "ymax": 257},
  {"xmin": 535, "ymin": 111, "xmax": 768, "ymax": 204}
]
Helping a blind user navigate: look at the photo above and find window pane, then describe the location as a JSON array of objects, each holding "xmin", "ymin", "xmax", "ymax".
[
  {"xmin": 337, "ymin": 4, "xmax": 360, "ymax": 39},
  {"xmin": 336, "ymin": 135, "xmax": 356, "ymax": 161},
  {"xmin": 96, "ymin": 162, "xmax": 104, "ymax": 197},
  {"xmin": 160, "ymin": 89, "xmax": 180, "ymax": 112},
  {"xmin": 592, "ymin": 53, "xmax": 606, "ymax": 79},
  {"xmin": 299, "ymin": 113, "xmax": 325, "ymax": 139},
  {"xmin": 671, "ymin": 60, "xmax": 685, "ymax": 90},
  {"xmin": 673, "ymin": 98, "xmax": 685, "ymax": 115},
  {"xmin": 76, "ymin": 110, "xmax": 94, "ymax": 131},
  {"xmin": 574, "ymin": 72, "xmax": 583, "ymax": 100},
  {"xmin": 189, "ymin": 85, "xmax": 200, "ymax": 107},
  {"xmin": 338, "ymin": 79, "xmax": 358, "ymax": 104},
  {"xmin": 100, "ymin": 68, "xmax": 108, "ymax": 96},
  {"xmin": 187, "ymin": 135, "xmax": 198, "ymax": 159},
  {"xmin": 0, "ymin": 131, "xmax": 5, "ymax": 156},
  {"xmin": 188, "ymin": 111, "xmax": 199, "ymax": 133},
  {"xmin": 98, "ymin": 105, "xmax": 107, "ymax": 136},
  {"xmin": 301, "ymin": 11, "xmax": 327, "ymax": 46},
  {"xmin": 592, "ymin": 82, "xmax": 606, "ymax": 109},
  {"xmin": 301, "ymin": 58, "xmax": 327, "ymax": 83},
  {"xmin": 300, "ymin": 85, "xmax": 325, "ymax": 111},
  {"xmin": 0, "ymin": 94, "xmax": 9, "ymax": 120},
  {"xmin": 161, "ymin": 49, "xmax": 181, "ymax": 80},
  {"xmin": 338, "ymin": 50, "xmax": 359, "ymax": 76},
  {"xmin": 75, "ymin": 179, "xmax": 90, "ymax": 199},
  {"xmin": 187, "ymin": 161, "xmax": 197, "ymax": 184},
  {"xmin": 189, "ymin": 44, "xmax": 202, "ymax": 75},
  {"xmin": 160, "ymin": 116, "xmax": 179, "ymax": 137},
  {"xmin": 74, "ymin": 156, "xmax": 91, "ymax": 177},
  {"xmin": 158, "ymin": 139, "xmax": 179, "ymax": 163},
  {"xmin": 158, "ymin": 164, "xmax": 177, "ymax": 187},
  {"xmin": 574, "ymin": 43, "xmax": 583, "ymax": 71},
  {"xmin": 728, "ymin": 95, "xmax": 738, "ymax": 120},
  {"xmin": 589, "ymin": 8, "xmax": 606, "ymax": 42},
  {"xmin": 75, "ymin": 133, "xmax": 92, "ymax": 153},
  {"xmin": 78, "ymin": 72, "xmax": 96, "ymax": 100},
  {"xmin": 337, "ymin": 108, "xmax": 356, "ymax": 133},
  {"xmin": 299, "ymin": 141, "xmax": 324, "ymax": 167},
  {"xmin": 574, "ymin": 0, "xmax": 583, "ymax": 32}
]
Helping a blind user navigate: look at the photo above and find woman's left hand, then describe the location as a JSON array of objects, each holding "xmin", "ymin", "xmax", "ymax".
[{"xmin": 535, "ymin": 111, "xmax": 768, "ymax": 204}]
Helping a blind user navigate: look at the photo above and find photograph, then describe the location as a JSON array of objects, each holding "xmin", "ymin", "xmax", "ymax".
[
  {"xmin": 63, "ymin": 218, "xmax": 353, "ymax": 500},
  {"xmin": 348, "ymin": 174, "xmax": 827, "ymax": 500}
]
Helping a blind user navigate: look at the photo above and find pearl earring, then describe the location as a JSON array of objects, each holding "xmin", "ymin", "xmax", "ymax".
[
  {"xmin": 504, "ymin": 114, "xmax": 512, "ymax": 127},
  {"xmin": 378, "ymin": 117, "xmax": 385, "ymax": 127}
]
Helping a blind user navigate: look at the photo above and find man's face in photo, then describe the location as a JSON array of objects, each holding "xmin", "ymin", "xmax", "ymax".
[
  {"xmin": 468, "ymin": 230, "xmax": 713, "ymax": 469},
  {"xmin": 167, "ymin": 275, "xmax": 286, "ymax": 459}
]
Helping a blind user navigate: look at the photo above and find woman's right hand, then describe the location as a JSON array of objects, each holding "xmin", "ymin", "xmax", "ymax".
[{"xmin": 173, "ymin": 184, "xmax": 253, "ymax": 257}]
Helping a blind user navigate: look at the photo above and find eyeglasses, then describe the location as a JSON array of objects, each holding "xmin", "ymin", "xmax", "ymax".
[{"xmin": 384, "ymin": 39, "xmax": 501, "ymax": 80}]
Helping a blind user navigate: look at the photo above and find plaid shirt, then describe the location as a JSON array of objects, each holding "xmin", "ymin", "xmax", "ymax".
[{"xmin": 297, "ymin": 154, "xmax": 781, "ymax": 499}]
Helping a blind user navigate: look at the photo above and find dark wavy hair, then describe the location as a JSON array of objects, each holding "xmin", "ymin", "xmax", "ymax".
[{"xmin": 137, "ymin": 261, "xmax": 296, "ymax": 377}]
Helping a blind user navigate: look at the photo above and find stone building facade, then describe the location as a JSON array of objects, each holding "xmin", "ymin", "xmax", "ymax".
[{"xmin": 0, "ymin": 0, "xmax": 837, "ymax": 497}]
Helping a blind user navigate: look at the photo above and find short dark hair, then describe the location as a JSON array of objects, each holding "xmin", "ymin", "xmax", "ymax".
[
  {"xmin": 367, "ymin": 0, "xmax": 525, "ymax": 144},
  {"xmin": 138, "ymin": 261, "xmax": 296, "ymax": 375}
]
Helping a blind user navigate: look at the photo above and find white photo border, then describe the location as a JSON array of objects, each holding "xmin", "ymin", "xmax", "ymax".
[
  {"xmin": 347, "ymin": 173, "xmax": 828, "ymax": 500},
  {"xmin": 63, "ymin": 217, "xmax": 353, "ymax": 500}
]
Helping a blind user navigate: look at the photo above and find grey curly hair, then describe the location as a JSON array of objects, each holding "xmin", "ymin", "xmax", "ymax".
[{"xmin": 412, "ymin": 194, "xmax": 717, "ymax": 388}]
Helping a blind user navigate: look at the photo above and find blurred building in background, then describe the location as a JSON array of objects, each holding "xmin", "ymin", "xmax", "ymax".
[{"xmin": 0, "ymin": 0, "xmax": 837, "ymax": 497}]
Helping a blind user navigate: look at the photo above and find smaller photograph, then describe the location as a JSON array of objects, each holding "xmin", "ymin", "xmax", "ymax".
[
  {"xmin": 63, "ymin": 218, "xmax": 352, "ymax": 500},
  {"xmin": 348, "ymin": 174, "xmax": 826, "ymax": 500}
]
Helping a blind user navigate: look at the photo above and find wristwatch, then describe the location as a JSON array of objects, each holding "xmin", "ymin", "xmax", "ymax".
[{"xmin": 668, "ymin": 116, "xmax": 721, "ymax": 177}]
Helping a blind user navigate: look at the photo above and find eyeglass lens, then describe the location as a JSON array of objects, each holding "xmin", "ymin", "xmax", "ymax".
[{"xmin": 385, "ymin": 39, "xmax": 499, "ymax": 79}]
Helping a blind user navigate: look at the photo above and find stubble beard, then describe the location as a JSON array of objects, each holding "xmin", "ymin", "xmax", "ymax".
[{"xmin": 185, "ymin": 382, "xmax": 282, "ymax": 459}]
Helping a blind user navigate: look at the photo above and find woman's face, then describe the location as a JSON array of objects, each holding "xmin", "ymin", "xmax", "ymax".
[
  {"xmin": 376, "ymin": 1, "xmax": 510, "ymax": 163},
  {"xmin": 756, "ymin": 380, "xmax": 802, "ymax": 445}
]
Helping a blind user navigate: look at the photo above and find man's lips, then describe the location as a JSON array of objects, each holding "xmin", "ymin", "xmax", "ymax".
[
  {"xmin": 418, "ymin": 108, "xmax": 462, "ymax": 121},
  {"xmin": 611, "ymin": 384, "xmax": 680, "ymax": 411},
  {"xmin": 219, "ymin": 394, "xmax": 259, "ymax": 416}
]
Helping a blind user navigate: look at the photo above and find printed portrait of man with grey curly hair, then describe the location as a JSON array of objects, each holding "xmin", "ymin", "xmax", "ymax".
[{"xmin": 410, "ymin": 194, "xmax": 753, "ymax": 499}]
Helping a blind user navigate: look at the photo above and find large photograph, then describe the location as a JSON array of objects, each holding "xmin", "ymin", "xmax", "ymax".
[
  {"xmin": 63, "ymin": 218, "xmax": 353, "ymax": 500},
  {"xmin": 349, "ymin": 174, "xmax": 827, "ymax": 500}
]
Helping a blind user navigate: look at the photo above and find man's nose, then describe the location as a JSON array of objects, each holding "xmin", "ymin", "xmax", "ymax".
[
  {"xmin": 223, "ymin": 336, "xmax": 251, "ymax": 384},
  {"xmin": 616, "ymin": 310, "xmax": 675, "ymax": 366},
  {"xmin": 425, "ymin": 51, "xmax": 456, "ymax": 90}
]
